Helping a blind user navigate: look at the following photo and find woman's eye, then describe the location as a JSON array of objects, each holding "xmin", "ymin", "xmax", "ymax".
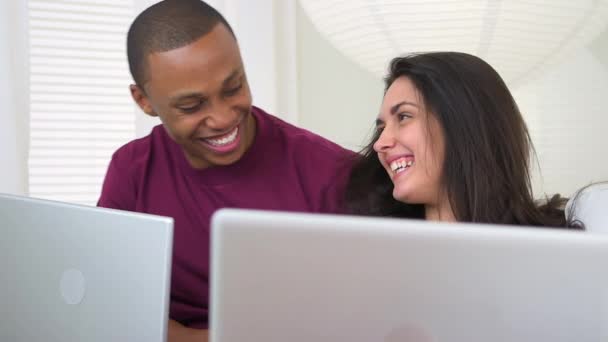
[{"xmin": 397, "ymin": 113, "xmax": 411, "ymax": 121}]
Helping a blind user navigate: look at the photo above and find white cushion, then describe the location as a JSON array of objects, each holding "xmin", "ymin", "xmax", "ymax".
[{"xmin": 566, "ymin": 183, "xmax": 608, "ymax": 233}]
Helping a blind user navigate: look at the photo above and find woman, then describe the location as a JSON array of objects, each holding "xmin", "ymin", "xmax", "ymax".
[{"xmin": 345, "ymin": 52, "xmax": 580, "ymax": 228}]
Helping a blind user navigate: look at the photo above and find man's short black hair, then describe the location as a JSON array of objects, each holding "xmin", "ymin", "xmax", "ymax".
[{"xmin": 127, "ymin": 0, "xmax": 235, "ymax": 86}]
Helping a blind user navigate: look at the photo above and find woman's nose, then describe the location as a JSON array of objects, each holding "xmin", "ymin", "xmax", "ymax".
[{"xmin": 373, "ymin": 129, "xmax": 395, "ymax": 153}]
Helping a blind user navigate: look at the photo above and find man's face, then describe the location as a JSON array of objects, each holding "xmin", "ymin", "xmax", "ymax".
[{"xmin": 131, "ymin": 24, "xmax": 255, "ymax": 169}]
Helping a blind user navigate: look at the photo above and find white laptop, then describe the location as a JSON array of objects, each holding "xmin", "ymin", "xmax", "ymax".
[
  {"xmin": 0, "ymin": 193, "xmax": 173, "ymax": 342},
  {"xmin": 210, "ymin": 209, "xmax": 608, "ymax": 342}
]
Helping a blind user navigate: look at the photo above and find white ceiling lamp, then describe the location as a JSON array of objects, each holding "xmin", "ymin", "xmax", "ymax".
[{"xmin": 299, "ymin": 0, "xmax": 608, "ymax": 88}]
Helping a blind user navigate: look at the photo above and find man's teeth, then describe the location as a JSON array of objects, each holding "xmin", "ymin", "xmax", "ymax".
[
  {"xmin": 390, "ymin": 158, "xmax": 414, "ymax": 173},
  {"xmin": 206, "ymin": 127, "xmax": 238, "ymax": 146}
]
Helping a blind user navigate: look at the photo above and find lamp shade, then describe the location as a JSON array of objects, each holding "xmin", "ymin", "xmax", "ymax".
[{"xmin": 299, "ymin": 0, "xmax": 608, "ymax": 88}]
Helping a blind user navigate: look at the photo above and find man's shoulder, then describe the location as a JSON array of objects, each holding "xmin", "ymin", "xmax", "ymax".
[
  {"xmin": 254, "ymin": 106, "xmax": 354, "ymax": 159},
  {"xmin": 110, "ymin": 124, "xmax": 165, "ymax": 170},
  {"xmin": 99, "ymin": 125, "xmax": 168, "ymax": 210}
]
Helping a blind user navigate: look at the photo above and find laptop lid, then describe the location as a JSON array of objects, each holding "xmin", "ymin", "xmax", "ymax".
[
  {"xmin": 210, "ymin": 208, "xmax": 608, "ymax": 342},
  {"xmin": 0, "ymin": 194, "xmax": 173, "ymax": 342}
]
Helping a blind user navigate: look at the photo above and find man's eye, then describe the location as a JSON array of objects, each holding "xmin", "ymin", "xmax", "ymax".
[
  {"xmin": 178, "ymin": 104, "xmax": 200, "ymax": 113},
  {"xmin": 224, "ymin": 84, "xmax": 242, "ymax": 96}
]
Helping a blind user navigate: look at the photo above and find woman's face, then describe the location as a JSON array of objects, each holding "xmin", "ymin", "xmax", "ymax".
[{"xmin": 374, "ymin": 76, "xmax": 446, "ymax": 206}]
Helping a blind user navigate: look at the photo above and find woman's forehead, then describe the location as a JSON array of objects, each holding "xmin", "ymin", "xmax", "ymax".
[{"xmin": 380, "ymin": 78, "xmax": 425, "ymax": 116}]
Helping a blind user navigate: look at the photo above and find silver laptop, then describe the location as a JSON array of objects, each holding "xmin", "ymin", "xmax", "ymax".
[
  {"xmin": 210, "ymin": 209, "xmax": 608, "ymax": 342},
  {"xmin": 0, "ymin": 193, "xmax": 173, "ymax": 342}
]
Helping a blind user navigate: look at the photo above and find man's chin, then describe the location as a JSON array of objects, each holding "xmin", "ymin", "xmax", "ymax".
[{"xmin": 206, "ymin": 149, "xmax": 246, "ymax": 168}]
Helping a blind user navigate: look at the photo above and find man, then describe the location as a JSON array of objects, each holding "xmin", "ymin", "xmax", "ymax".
[{"xmin": 97, "ymin": 0, "xmax": 353, "ymax": 341}]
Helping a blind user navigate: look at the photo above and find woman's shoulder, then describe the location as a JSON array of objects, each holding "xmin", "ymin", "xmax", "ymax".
[{"xmin": 566, "ymin": 183, "xmax": 608, "ymax": 232}]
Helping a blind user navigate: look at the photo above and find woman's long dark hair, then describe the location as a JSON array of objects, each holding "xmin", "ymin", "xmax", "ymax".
[{"xmin": 345, "ymin": 52, "xmax": 581, "ymax": 229}]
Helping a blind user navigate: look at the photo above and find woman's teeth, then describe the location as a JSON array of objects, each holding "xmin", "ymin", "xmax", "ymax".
[
  {"xmin": 390, "ymin": 158, "xmax": 414, "ymax": 173},
  {"xmin": 206, "ymin": 127, "xmax": 238, "ymax": 146}
]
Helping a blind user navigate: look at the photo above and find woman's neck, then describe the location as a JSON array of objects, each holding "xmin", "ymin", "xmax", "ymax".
[{"xmin": 425, "ymin": 197, "xmax": 457, "ymax": 222}]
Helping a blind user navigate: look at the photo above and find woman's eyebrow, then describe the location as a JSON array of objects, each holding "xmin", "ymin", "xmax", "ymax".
[{"xmin": 390, "ymin": 101, "xmax": 418, "ymax": 115}]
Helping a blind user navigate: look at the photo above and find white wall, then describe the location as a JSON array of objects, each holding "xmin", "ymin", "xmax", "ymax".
[
  {"xmin": 296, "ymin": 2, "xmax": 383, "ymax": 151},
  {"xmin": 0, "ymin": 1, "xmax": 29, "ymax": 195},
  {"xmin": 516, "ymin": 45, "xmax": 608, "ymax": 198}
]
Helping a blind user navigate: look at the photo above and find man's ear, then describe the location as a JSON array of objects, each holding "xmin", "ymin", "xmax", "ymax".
[{"xmin": 130, "ymin": 84, "xmax": 158, "ymax": 117}]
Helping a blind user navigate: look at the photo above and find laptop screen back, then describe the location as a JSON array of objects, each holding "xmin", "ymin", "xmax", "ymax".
[
  {"xmin": 0, "ymin": 194, "xmax": 173, "ymax": 342},
  {"xmin": 211, "ymin": 209, "xmax": 608, "ymax": 342}
]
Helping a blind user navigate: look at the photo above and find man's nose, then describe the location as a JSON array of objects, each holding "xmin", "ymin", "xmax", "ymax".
[{"xmin": 204, "ymin": 105, "xmax": 235, "ymax": 131}]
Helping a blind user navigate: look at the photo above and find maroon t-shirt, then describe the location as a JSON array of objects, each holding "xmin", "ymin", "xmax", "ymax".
[{"xmin": 97, "ymin": 106, "xmax": 353, "ymax": 328}]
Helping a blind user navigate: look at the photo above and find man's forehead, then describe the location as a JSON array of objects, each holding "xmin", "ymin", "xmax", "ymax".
[
  {"xmin": 143, "ymin": 25, "xmax": 241, "ymax": 79},
  {"xmin": 143, "ymin": 55, "xmax": 243, "ymax": 96}
]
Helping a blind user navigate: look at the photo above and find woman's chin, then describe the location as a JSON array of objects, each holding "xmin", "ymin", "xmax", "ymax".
[
  {"xmin": 392, "ymin": 187, "xmax": 425, "ymax": 206},
  {"xmin": 393, "ymin": 190, "xmax": 411, "ymax": 204}
]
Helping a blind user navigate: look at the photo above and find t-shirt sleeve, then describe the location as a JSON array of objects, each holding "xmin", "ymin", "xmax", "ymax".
[
  {"xmin": 297, "ymin": 135, "xmax": 355, "ymax": 214},
  {"xmin": 97, "ymin": 153, "xmax": 137, "ymax": 211},
  {"xmin": 320, "ymin": 181, "xmax": 344, "ymax": 214},
  {"xmin": 319, "ymin": 153, "xmax": 356, "ymax": 214}
]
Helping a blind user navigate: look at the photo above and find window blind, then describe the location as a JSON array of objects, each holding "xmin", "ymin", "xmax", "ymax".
[{"xmin": 28, "ymin": 0, "xmax": 136, "ymax": 205}]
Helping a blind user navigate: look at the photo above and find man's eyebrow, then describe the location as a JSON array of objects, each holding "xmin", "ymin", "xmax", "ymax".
[
  {"xmin": 168, "ymin": 69, "xmax": 244, "ymax": 104},
  {"xmin": 390, "ymin": 101, "xmax": 418, "ymax": 115},
  {"xmin": 169, "ymin": 91, "xmax": 205, "ymax": 105},
  {"xmin": 222, "ymin": 69, "xmax": 242, "ymax": 86}
]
